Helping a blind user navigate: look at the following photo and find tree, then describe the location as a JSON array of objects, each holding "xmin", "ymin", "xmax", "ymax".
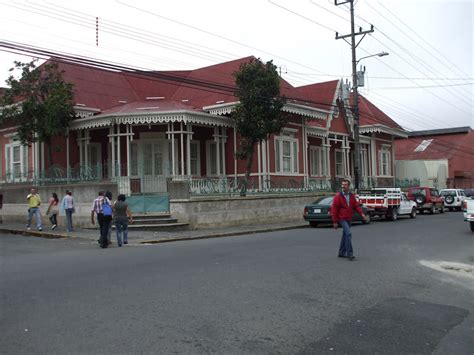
[
  {"xmin": 0, "ymin": 60, "xmax": 75, "ymax": 167},
  {"xmin": 232, "ymin": 58, "xmax": 287, "ymax": 196}
]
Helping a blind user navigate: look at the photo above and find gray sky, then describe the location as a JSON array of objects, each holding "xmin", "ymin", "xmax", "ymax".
[{"xmin": 0, "ymin": 0, "xmax": 472, "ymax": 131}]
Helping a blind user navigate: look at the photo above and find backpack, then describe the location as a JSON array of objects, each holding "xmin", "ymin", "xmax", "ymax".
[{"xmin": 102, "ymin": 199, "xmax": 113, "ymax": 216}]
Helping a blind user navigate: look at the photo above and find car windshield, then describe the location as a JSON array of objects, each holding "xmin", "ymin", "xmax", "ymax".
[
  {"xmin": 313, "ymin": 197, "xmax": 333, "ymax": 205},
  {"xmin": 440, "ymin": 190, "xmax": 456, "ymax": 196}
]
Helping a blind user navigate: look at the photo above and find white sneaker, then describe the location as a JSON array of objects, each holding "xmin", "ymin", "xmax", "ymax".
[
  {"xmin": 38, "ymin": 227, "xmax": 42, "ymax": 231},
  {"xmin": 51, "ymin": 224, "xmax": 57, "ymax": 230},
  {"xmin": 27, "ymin": 227, "xmax": 31, "ymax": 231}
]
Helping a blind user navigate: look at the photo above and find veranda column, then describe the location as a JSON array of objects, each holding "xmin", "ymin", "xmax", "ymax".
[
  {"xmin": 233, "ymin": 127, "xmax": 237, "ymax": 181},
  {"xmin": 220, "ymin": 127, "xmax": 226, "ymax": 176},
  {"xmin": 371, "ymin": 133, "xmax": 377, "ymax": 181},
  {"xmin": 84, "ymin": 130, "xmax": 90, "ymax": 169},
  {"xmin": 324, "ymin": 138, "xmax": 331, "ymax": 183},
  {"xmin": 257, "ymin": 142, "xmax": 262, "ymax": 190},
  {"xmin": 214, "ymin": 127, "xmax": 220, "ymax": 176},
  {"xmin": 186, "ymin": 124, "xmax": 192, "ymax": 176},
  {"xmin": 261, "ymin": 139, "xmax": 267, "ymax": 190},
  {"xmin": 78, "ymin": 131, "xmax": 83, "ymax": 167},
  {"xmin": 126, "ymin": 124, "xmax": 131, "ymax": 177},
  {"xmin": 109, "ymin": 126, "xmax": 115, "ymax": 178},
  {"xmin": 116, "ymin": 124, "xmax": 121, "ymax": 177},
  {"xmin": 391, "ymin": 136, "xmax": 395, "ymax": 182},
  {"xmin": 180, "ymin": 122, "xmax": 184, "ymax": 177},
  {"xmin": 168, "ymin": 123, "xmax": 176, "ymax": 176},
  {"xmin": 343, "ymin": 136, "xmax": 350, "ymax": 179}
]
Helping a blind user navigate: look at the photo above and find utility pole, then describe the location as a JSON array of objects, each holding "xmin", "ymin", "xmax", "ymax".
[{"xmin": 335, "ymin": 0, "xmax": 373, "ymax": 191}]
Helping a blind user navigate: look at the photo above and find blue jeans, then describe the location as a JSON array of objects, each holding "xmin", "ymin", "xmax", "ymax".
[
  {"xmin": 115, "ymin": 221, "xmax": 128, "ymax": 245},
  {"xmin": 338, "ymin": 220, "xmax": 353, "ymax": 257},
  {"xmin": 65, "ymin": 208, "xmax": 74, "ymax": 231},
  {"xmin": 27, "ymin": 207, "xmax": 42, "ymax": 229}
]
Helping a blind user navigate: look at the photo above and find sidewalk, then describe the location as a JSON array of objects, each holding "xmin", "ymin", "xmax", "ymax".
[{"xmin": 0, "ymin": 220, "xmax": 309, "ymax": 245}]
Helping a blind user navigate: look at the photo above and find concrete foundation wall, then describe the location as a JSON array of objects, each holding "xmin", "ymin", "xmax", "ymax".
[
  {"xmin": 171, "ymin": 193, "xmax": 326, "ymax": 229},
  {"xmin": 0, "ymin": 184, "xmax": 327, "ymax": 229},
  {"xmin": 0, "ymin": 182, "xmax": 118, "ymax": 227}
]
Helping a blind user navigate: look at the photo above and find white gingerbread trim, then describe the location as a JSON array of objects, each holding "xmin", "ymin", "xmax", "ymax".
[{"xmin": 360, "ymin": 124, "xmax": 408, "ymax": 138}]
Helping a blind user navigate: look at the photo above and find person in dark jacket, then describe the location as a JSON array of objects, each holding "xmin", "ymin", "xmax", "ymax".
[{"xmin": 331, "ymin": 179, "xmax": 367, "ymax": 260}]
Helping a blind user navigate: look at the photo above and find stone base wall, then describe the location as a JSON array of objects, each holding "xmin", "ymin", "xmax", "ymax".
[
  {"xmin": 171, "ymin": 193, "xmax": 326, "ymax": 229},
  {"xmin": 0, "ymin": 182, "xmax": 118, "ymax": 227},
  {"xmin": 0, "ymin": 185, "xmax": 327, "ymax": 229}
]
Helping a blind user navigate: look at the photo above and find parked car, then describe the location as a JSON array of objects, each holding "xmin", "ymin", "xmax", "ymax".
[
  {"xmin": 407, "ymin": 187, "xmax": 444, "ymax": 214},
  {"xmin": 440, "ymin": 188, "xmax": 467, "ymax": 211},
  {"xmin": 463, "ymin": 197, "xmax": 474, "ymax": 232},
  {"xmin": 303, "ymin": 196, "xmax": 370, "ymax": 227}
]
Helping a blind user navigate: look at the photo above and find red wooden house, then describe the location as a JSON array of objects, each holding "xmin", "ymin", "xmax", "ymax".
[{"xmin": 0, "ymin": 56, "xmax": 407, "ymax": 201}]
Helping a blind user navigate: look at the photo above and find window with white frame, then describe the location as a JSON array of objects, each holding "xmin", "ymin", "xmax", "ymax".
[
  {"xmin": 190, "ymin": 141, "xmax": 200, "ymax": 176},
  {"xmin": 5, "ymin": 142, "xmax": 28, "ymax": 181},
  {"xmin": 310, "ymin": 146, "xmax": 326, "ymax": 176},
  {"xmin": 360, "ymin": 147, "xmax": 368, "ymax": 177},
  {"xmin": 275, "ymin": 135, "xmax": 298, "ymax": 174},
  {"xmin": 206, "ymin": 140, "xmax": 224, "ymax": 176},
  {"xmin": 335, "ymin": 149, "xmax": 344, "ymax": 176},
  {"xmin": 379, "ymin": 145, "xmax": 391, "ymax": 176}
]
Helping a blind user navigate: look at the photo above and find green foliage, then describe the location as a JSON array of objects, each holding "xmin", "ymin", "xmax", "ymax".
[
  {"xmin": 0, "ymin": 60, "xmax": 75, "ymax": 165},
  {"xmin": 232, "ymin": 58, "xmax": 287, "ymax": 194}
]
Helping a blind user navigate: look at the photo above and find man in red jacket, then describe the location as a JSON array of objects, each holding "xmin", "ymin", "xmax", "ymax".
[{"xmin": 331, "ymin": 179, "xmax": 367, "ymax": 260}]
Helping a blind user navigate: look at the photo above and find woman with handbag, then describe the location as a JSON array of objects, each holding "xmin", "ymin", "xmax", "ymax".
[
  {"xmin": 46, "ymin": 192, "xmax": 59, "ymax": 230},
  {"xmin": 60, "ymin": 190, "xmax": 75, "ymax": 232}
]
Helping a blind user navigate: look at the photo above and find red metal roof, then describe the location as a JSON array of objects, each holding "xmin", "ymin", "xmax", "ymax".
[
  {"xmin": 395, "ymin": 131, "xmax": 474, "ymax": 160},
  {"xmin": 295, "ymin": 80, "xmax": 339, "ymax": 111},
  {"xmin": 358, "ymin": 95, "xmax": 402, "ymax": 129},
  {"xmin": 98, "ymin": 98, "xmax": 202, "ymax": 116}
]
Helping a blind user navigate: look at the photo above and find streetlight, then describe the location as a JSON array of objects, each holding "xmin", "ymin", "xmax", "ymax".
[
  {"xmin": 356, "ymin": 51, "xmax": 389, "ymax": 64},
  {"xmin": 352, "ymin": 51, "xmax": 389, "ymax": 191}
]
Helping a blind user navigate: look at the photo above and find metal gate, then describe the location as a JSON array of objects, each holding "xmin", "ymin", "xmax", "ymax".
[{"xmin": 117, "ymin": 176, "xmax": 171, "ymax": 213}]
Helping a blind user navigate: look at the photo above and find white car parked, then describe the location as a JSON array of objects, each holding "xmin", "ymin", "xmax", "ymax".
[
  {"xmin": 440, "ymin": 189, "xmax": 466, "ymax": 211},
  {"xmin": 399, "ymin": 192, "xmax": 418, "ymax": 219}
]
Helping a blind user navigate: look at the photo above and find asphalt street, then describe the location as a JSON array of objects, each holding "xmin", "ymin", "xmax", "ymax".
[{"xmin": 1, "ymin": 211, "xmax": 473, "ymax": 354}]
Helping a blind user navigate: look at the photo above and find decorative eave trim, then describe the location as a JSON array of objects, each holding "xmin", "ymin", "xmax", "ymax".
[
  {"xmin": 70, "ymin": 110, "xmax": 234, "ymax": 130},
  {"xmin": 360, "ymin": 124, "xmax": 408, "ymax": 138},
  {"xmin": 306, "ymin": 126, "xmax": 328, "ymax": 138},
  {"xmin": 284, "ymin": 102, "xmax": 328, "ymax": 120},
  {"xmin": 74, "ymin": 106, "xmax": 101, "ymax": 119},
  {"xmin": 70, "ymin": 116, "xmax": 113, "ymax": 130},
  {"xmin": 203, "ymin": 101, "xmax": 328, "ymax": 120},
  {"xmin": 203, "ymin": 101, "xmax": 239, "ymax": 115}
]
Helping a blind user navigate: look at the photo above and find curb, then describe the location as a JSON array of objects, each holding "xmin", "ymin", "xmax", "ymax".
[
  {"xmin": 0, "ymin": 223, "xmax": 309, "ymax": 245},
  {"xmin": 0, "ymin": 228, "xmax": 70, "ymax": 239},
  {"xmin": 138, "ymin": 223, "xmax": 309, "ymax": 244}
]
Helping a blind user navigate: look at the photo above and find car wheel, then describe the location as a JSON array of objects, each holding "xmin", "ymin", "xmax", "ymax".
[
  {"xmin": 410, "ymin": 208, "xmax": 417, "ymax": 219},
  {"xmin": 445, "ymin": 195, "xmax": 454, "ymax": 204},
  {"xmin": 429, "ymin": 205, "xmax": 435, "ymax": 214},
  {"xmin": 390, "ymin": 208, "xmax": 398, "ymax": 221},
  {"xmin": 309, "ymin": 221, "xmax": 319, "ymax": 228},
  {"xmin": 415, "ymin": 194, "xmax": 425, "ymax": 204},
  {"xmin": 470, "ymin": 221, "xmax": 474, "ymax": 232}
]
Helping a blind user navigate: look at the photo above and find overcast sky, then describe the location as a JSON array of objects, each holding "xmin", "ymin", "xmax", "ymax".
[{"xmin": 0, "ymin": 0, "xmax": 472, "ymax": 131}]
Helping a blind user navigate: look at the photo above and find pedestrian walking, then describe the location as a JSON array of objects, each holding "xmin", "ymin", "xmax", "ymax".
[
  {"xmin": 46, "ymin": 192, "xmax": 60, "ymax": 230},
  {"xmin": 105, "ymin": 191, "xmax": 113, "ymax": 245},
  {"xmin": 113, "ymin": 194, "xmax": 134, "ymax": 247},
  {"xmin": 331, "ymin": 179, "xmax": 367, "ymax": 261},
  {"xmin": 26, "ymin": 188, "xmax": 42, "ymax": 231},
  {"xmin": 91, "ymin": 191, "xmax": 112, "ymax": 249},
  {"xmin": 60, "ymin": 190, "xmax": 75, "ymax": 232}
]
